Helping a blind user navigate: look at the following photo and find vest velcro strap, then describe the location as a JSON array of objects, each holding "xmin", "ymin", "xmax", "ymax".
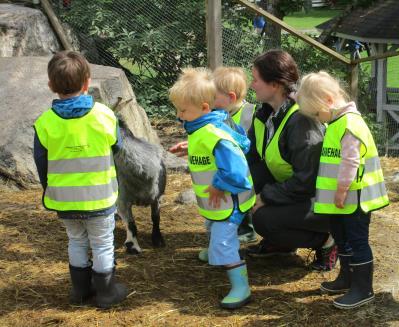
[
  {"xmin": 238, "ymin": 188, "xmax": 255, "ymax": 204},
  {"xmin": 196, "ymin": 195, "xmax": 234, "ymax": 211},
  {"xmin": 318, "ymin": 156, "xmax": 382, "ymax": 179},
  {"xmin": 48, "ymin": 155, "xmax": 113, "ymax": 174},
  {"xmin": 45, "ymin": 178, "xmax": 118, "ymax": 202}
]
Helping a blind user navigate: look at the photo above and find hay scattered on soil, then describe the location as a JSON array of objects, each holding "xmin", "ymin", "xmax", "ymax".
[{"xmin": 1, "ymin": 123, "xmax": 399, "ymax": 326}]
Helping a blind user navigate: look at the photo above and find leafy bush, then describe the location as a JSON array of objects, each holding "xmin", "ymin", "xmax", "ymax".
[{"xmin": 56, "ymin": 0, "xmax": 206, "ymax": 117}]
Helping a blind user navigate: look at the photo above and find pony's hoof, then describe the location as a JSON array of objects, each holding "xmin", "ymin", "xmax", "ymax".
[
  {"xmin": 125, "ymin": 242, "xmax": 141, "ymax": 255},
  {"xmin": 152, "ymin": 235, "xmax": 166, "ymax": 248}
]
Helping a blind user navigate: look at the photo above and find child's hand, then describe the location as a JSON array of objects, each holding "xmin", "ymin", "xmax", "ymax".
[
  {"xmin": 334, "ymin": 187, "xmax": 348, "ymax": 208},
  {"xmin": 252, "ymin": 194, "xmax": 265, "ymax": 213},
  {"xmin": 204, "ymin": 185, "xmax": 227, "ymax": 209},
  {"xmin": 168, "ymin": 141, "xmax": 188, "ymax": 157}
]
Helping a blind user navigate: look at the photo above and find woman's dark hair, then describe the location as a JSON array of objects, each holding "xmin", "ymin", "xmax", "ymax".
[{"xmin": 253, "ymin": 49, "xmax": 299, "ymax": 95}]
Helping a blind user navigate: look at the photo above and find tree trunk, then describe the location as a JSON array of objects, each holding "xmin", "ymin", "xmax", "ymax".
[{"xmin": 258, "ymin": 0, "xmax": 284, "ymax": 49}]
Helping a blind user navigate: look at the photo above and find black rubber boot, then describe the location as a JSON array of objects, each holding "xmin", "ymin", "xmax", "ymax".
[
  {"xmin": 69, "ymin": 265, "xmax": 94, "ymax": 305},
  {"xmin": 92, "ymin": 269, "xmax": 128, "ymax": 309},
  {"xmin": 333, "ymin": 261, "xmax": 374, "ymax": 309},
  {"xmin": 320, "ymin": 254, "xmax": 351, "ymax": 294}
]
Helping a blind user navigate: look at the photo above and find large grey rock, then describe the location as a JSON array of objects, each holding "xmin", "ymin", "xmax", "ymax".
[
  {"xmin": 0, "ymin": 56, "xmax": 160, "ymax": 189},
  {"xmin": 0, "ymin": 4, "xmax": 61, "ymax": 56}
]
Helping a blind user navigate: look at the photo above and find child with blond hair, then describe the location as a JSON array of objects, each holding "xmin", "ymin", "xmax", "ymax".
[
  {"xmin": 297, "ymin": 71, "xmax": 389, "ymax": 309},
  {"xmin": 170, "ymin": 66, "xmax": 257, "ymax": 243},
  {"xmin": 213, "ymin": 66, "xmax": 257, "ymax": 243},
  {"xmin": 213, "ymin": 66, "xmax": 256, "ymax": 133},
  {"xmin": 169, "ymin": 67, "xmax": 256, "ymax": 309}
]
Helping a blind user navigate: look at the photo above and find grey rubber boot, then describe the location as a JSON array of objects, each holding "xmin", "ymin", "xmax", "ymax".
[
  {"xmin": 69, "ymin": 265, "xmax": 94, "ymax": 305},
  {"xmin": 92, "ymin": 269, "xmax": 128, "ymax": 309},
  {"xmin": 333, "ymin": 261, "xmax": 374, "ymax": 309},
  {"xmin": 320, "ymin": 254, "xmax": 351, "ymax": 294}
]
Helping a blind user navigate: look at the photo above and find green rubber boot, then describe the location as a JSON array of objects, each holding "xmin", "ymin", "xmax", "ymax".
[
  {"xmin": 221, "ymin": 263, "xmax": 251, "ymax": 309},
  {"xmin": 198, "ymin": 248, "xmax": 208, "ymax": 263}
]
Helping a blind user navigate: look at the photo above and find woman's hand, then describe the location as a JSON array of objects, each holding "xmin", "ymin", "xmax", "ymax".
[
  {"xmin": 252, "ymin": 194, "xmax": 265, "ymax": 213},
  {"xmin": 334, "ymin": 186, "xmax": 348, "ymax": 209},
  {"xmin": 168, "ymin": 141, "xmax": 188, "ymax": 157},
  {"xmin": 204, "ymin": 185, "xmax": 227, "ymax": 209}
]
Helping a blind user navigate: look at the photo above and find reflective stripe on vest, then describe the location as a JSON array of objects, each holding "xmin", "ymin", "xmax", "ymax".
[
  {"xmin": 253, "ymin": 104, "xmax": 298, "ymax": 182},
  {"xmin": 314, "ymin": 112, "xmax": 389, "ymax": 214},
  {"xmin": 34, "ymin": 102, "xmax": 118, "ymax": 212},
  {"xmin": 232, "ymin": 102, "xmax": 256, "ymax": 132},
  {"xmin": 188, "ymin": 124, "xmax": 256, "ymax": 220}
]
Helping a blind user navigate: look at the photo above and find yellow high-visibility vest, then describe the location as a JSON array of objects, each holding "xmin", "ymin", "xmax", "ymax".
[
  {"xmin": 231, "ymin": 102, "xmax": 256, "ymax": 132},
  {"xmin": 253, "ymin": 103, "xmax": 298, "ymax": 182},
  {"xmin": 34, "ymin": 102, "xmax": 118, "ymax": 211},
  {"xmin": 188, "ymin": 123, "xmax": 256, "ymax": 220},
  {"xmin": 314, "ymin": 112, "xmax": 389, "ymax": 214}
]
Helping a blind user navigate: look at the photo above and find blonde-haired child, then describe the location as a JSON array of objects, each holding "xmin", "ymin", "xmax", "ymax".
[
  {"xmin": 169, "ymin": 67, "xmax": 256, "ymax": 309},
  {"xmin": 297, "ymin": 71, "xmax": 389, "ymax": 309},
  {"xmin": 213, "ymin": 66, "xmax": 257, "ymax": 243},
  {"xmin": 213, "ymin": 66, "xmax": 256, "ymax": 132}
]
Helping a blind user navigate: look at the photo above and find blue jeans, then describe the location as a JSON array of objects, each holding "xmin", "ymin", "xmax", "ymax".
[
  {"xmin": 62, "ymin": 214, "xmax": 115, "ymax": 273},
  {"xmin": 329, "ymin": 209, "xmax": 372, "ymax": 264},
  {"xmin": 204, "ymin": 210, "xmax": 244, "ymax": 266}
]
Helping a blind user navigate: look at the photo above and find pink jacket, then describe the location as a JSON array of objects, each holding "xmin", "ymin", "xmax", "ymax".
[{"xmin": 331, "ymin": 102, "xmax": 361, "ymax": 190}]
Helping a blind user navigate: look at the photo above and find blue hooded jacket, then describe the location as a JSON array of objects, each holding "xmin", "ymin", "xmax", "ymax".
[
  {"xmin": 33, "ymin": 95, "xmax": 121, "ymax": 218},
  {"xmin": 184, "ymin": 110, "xmax": 252, "ymax": 195}
]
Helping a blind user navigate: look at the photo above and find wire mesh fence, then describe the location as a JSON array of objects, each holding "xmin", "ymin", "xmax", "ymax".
[
  {"xmin": 48, "ymin": 0, "xmax": 399, "ymax": 153},
  {"xmin": 222, "ymin": 0, "xmax": 399, "ymax": 154},
  {"xmin": 50, "ymin": 0, "xmax": 207, "ymax": 118}
]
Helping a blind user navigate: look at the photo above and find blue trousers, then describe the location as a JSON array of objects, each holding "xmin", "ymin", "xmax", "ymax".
[
  {"xmin": 329, "ymin": 209, "xmax": 372, "ymax": 263},
  {"xmin": 62, "ymin": 214, "xmax": 115, "ymax": 273}
]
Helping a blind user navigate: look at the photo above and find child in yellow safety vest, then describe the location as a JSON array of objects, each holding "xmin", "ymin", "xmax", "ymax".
[
  {"xmin": 213, "ymin": 67, "xmax": 257, "ymax": 244},
  {"xmin": 169, "ymin": 67, "xmax": 256, "ymax": 309},
  {"xmin": 33, "ymin": 51, "xmax": 128, "ymax": 308},
  {"xmin": 297, "ymin": 71, "xmax": 389, "ymax": 310},
  {"xmin": 170, "ymin": 66, "xmax": 257, "ymax": 243}
]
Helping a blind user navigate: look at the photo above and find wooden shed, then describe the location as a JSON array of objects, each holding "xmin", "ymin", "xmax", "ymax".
[{"xmin": 317, "ymin": 0, "xmax": 399, "ymax": 151}]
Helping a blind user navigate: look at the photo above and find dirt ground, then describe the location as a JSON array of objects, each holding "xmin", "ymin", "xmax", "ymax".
[{"xmin": 1, "ymin": 122, "xmax": 399, "ymax": 326}]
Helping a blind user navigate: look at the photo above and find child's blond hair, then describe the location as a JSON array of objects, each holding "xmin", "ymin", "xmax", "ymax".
[
  {"xmin": 297, "ymin": 71, "xmax": 349, "ymax": 118},
  {"xmin": 169, "ymin": 67, "xmax": 216, "ymax": 108},
  {"xmin": 213, "ymin": 66, "xmax": 248, "ymax": 103}
]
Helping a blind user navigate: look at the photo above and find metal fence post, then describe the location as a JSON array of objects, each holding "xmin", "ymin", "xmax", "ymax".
[
  {"xmin": 206, "ymin": 0, "xmax": 222, "ymax": 70},
  {"xmin": 349, "ymin": 63, "xmax": 359, "ymax": 105}
]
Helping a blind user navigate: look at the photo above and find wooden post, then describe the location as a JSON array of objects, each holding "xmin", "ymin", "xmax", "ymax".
[
  {"xmin": 40, "ymin": 0, "xmax": 73, "ymax": 50},
  {"xmin": 206, "ymin": 0, "xmax": 222, "ymax": 70},
  {"xmin": 376, "ymin": 44, "xmax": 387, "ymax": 122},
  {"xmin": 348, "ymin": 63, "xmax": 359, "ymax": 105}
]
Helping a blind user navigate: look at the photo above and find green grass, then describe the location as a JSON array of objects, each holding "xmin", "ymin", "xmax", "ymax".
[
  {"xmin": 387, "ymin": 56, "xmax": 399, "ymax": 87},
  {"xmin": 284, "ymin": 9, "xmax": 342, "ymax": 30},
  {"xmin": 361, "ymin": 54, "xmax": 399, "ymax": 88}
]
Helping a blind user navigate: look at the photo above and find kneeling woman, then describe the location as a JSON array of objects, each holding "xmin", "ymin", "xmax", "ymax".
[{"xmin": 246, "ymin": 50, "xmax": 336, "ymax": 270}]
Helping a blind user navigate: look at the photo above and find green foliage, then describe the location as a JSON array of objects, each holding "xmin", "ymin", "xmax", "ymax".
[{"xmin": 58, "ymin": 0, "xmax": 206, "ymax": 117}]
